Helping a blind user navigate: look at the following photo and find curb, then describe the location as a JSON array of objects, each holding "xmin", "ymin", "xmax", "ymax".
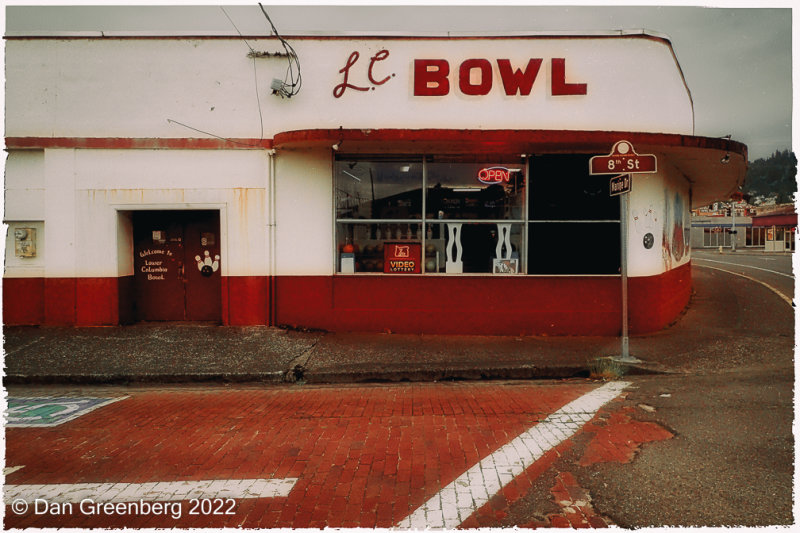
[
  {"xmin": 3, "ymin": 372, "xmax": 288, "ymax": 386},
  {"xmin": 4, "ymin": 363, "xmax": 670, "ymax": 386}
]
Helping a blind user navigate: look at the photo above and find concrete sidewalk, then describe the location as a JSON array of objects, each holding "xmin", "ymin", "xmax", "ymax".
[
  {"xmin": 3, "ymin": 265, "xmax": 793, "ymax": 384},
  {"xmin": 3, "ymin": 324, "xmax": 643, "ymax": 384}
]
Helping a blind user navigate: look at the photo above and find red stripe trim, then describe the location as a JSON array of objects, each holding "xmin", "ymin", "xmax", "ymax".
[
  {"xmin": 273, "ymin": 128, "xmax": 748, "ymax": 157},
  {"xmin": 5, "ymin": 130, "xmax": 745, "ymax": 158},
  {"xmin": 5, "ymin": 137, "xmax": 273, "ymax": 150}
]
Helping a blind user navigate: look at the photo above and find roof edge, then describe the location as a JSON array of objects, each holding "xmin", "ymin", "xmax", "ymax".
[{"xmin": 4, "ymin": 29, "xmax": 672, "ymax": 42}]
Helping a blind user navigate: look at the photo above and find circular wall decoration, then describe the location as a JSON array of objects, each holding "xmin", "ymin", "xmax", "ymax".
[{"xmin": 643, "ymin": 232, "xmax": 655, "ymax": 249}]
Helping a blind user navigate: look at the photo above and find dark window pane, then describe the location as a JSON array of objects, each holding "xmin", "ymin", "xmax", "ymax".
[
  {"xmin": 335, "ymin": 159, "xmax": 423, "ymax": 219},
  {"xmin": 530, "ymin": 155, "xmax": 620, "ymax": 221},
  {"xmin": 528, "ymin": 222, "xmax": 620, "ymax": 274}
]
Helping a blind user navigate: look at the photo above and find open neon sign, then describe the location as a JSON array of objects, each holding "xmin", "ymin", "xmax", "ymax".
[{"xmin": 478, "ymin": 167, "xmax": 511, "ymax": 184}]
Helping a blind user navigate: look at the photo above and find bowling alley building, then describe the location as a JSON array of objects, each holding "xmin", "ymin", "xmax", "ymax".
[{"xmin": 3, "ymin": 28, "xmax": 747, "ymax": 335}]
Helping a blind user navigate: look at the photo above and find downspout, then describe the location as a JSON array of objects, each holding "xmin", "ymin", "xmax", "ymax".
[{"xmin": 267, "ymin": 148, "xmax": 277, "ymax": 326}]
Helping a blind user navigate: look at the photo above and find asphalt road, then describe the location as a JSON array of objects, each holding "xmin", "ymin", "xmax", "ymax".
[
  {"xmin": 692, "ymin": 249, "xmax": 794, "ymax": 303},
  {"xmin": 580, "ymin": 252, "xmax": 795, "ymax": 527}
]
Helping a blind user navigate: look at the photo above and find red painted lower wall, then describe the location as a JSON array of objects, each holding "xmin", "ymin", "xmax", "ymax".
[
  {"xmin": 3, "ymin": 277, "xmax": 45, "ymax": 325},
  {"xmin": 3, "ymin": 264, "xmax": 691, "ymax": 334},
  {"xmin": 629, "ymin": 262, "xmax": 692, "ymax": 332},
  {"xmin": 222, "ymin": 276, "xmax": 269, "ymax": 326},
  {"xmin": 3, "ymin": 275, "xmax": 271, "ymax": 327},
  {"xmin": 274, "ymin": 262, "xmax": 692, "ymax": 336}
]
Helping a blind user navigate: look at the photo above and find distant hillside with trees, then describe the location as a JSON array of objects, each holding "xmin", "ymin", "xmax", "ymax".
[{"xmin": 743, "ymin": 150, "xmax": 797, "ymax": 204}]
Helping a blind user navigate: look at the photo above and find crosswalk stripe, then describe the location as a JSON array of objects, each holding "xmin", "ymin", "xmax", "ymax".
[{"xmin": 397, "ymin": 381, "xmax": 631, "ymax": 529}]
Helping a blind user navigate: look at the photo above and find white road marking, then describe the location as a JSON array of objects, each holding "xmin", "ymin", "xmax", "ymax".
[
  {"xmin": 3, "ymin": 466, "xmax": 25, "ymax": 476},
  {"xmin": 5, "ymin": 478, "xmax": 298, "ymax": 504},
  {"xmin": 396, "ymin": 381, "xmax": 631, "ymax": 529},
  {"xmin": 695, "ymin": 264, "xmax": 794, "ymax": 307},
  {"xmin": 693, "ymin": 257, "xmax": 794, "ymax": 279}
]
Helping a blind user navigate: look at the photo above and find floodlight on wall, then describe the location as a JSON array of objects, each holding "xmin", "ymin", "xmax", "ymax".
[
  {"xmin": 332, "ymin": 126, "xmax": 344, "ymax": 152},
  {"xmin": 720, "ymin": 134, "xmax": 731, "ymax": 164}
]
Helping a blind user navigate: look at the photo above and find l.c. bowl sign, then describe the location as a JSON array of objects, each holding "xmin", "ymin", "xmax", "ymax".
[{"xmin": 590, "ymin": 141, "xmax": 657, "ymax": 175}]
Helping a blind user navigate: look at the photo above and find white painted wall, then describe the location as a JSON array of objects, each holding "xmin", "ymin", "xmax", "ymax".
[
  {"xmin": 4, "ymin": 148, "xmax": 271, "ymax": 279},
  {"xmin": 6, "ymin": 35, "xmax": 693, "ymax": 139},
  {"xmin": 627, "ymin": 157, "xmax": 691, "ymax": 277},
  {"xmin": 274, "ymin": 148, "xmax": 333, "ymax": 276}
]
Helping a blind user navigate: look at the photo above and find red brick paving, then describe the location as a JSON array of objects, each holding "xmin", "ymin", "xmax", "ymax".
[
  {"xmin": 5, "ymin": 382, "xmax": 594, "ymax": 528},
  {"xmin": 579, "ymin": 406, "xmax": 674, "ymax": 466}
]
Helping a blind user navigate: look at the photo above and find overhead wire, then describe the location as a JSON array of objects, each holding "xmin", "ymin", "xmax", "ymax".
[
  {"xmin": 166, "ymin": 119, "xmax": 264, "ymax": 148},
  {"xmin": 258, "ymin": 3, "xmax": 302, "ymax": 98},
  {"xmin": 220, "ymin": 6, "xmax": 264, "ymax": 140}
]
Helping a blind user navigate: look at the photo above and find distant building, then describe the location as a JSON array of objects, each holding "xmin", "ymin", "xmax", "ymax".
[{"xmin": 691, "ymin": 202, "xmax": 796, "ymax": 251}]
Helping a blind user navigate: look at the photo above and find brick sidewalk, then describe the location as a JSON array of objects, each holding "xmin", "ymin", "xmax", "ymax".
[{"xmin": 4, "ymin": 381, "xmax": 629, "ymax": 528}]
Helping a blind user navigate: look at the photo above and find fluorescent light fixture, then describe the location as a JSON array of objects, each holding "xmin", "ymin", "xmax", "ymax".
[
  {"xmin": 453, "ymin": 187, "xmax": 482, "ymax": 192},
  {"xmin": 343, "ymin": 170, "xmax": 361, "ymax": 181}
]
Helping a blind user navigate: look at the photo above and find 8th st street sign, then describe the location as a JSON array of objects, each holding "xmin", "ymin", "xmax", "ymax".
[{"xmin": 589, "ymin": 140, "xmax": 657, "ymax": 176}]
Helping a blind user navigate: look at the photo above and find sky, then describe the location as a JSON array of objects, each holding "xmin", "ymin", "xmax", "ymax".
[{"xmin": 3, "ymin": 2, "xmax": 794, "ymax": 161}]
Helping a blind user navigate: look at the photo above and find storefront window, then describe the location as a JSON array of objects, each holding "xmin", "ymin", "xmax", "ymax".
[
  {"xmin": 426, "ymin": 161, "xmax": 525, "ymax": 221},
  {"xmin": 335, "ymin": 154, "xmax": 624, "ymax": 276},
  {"xmin": 528, "ymin": 155, "xmax": 620, "ymax": 274},
  {"xmin": 335, "ymin": 158, "xmax": 423, "ymax": 220},
  {"xmin": 746, "ymin": 227, "xmax": 765, "ymax": 247},
  {"xmin": 703, "ymin": 227, "xmax": 731, "ymax": 247},
  {"xmin": 335, "ymin": 156, "xmax": 526, "ymax": 274}
]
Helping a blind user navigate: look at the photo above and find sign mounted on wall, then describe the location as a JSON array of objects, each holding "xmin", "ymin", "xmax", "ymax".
[{"xmin": 589, "ymin": 140, "xmax": 657, "ymax": 175}]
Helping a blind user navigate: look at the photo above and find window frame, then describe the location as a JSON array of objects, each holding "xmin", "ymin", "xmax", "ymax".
[{"xmin": 333, "ymin": 153, "xmax": 622, "ymax": 277}]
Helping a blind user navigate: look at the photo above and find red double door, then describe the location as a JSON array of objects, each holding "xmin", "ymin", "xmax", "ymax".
[{"xmin": 133, "ymin": 211, "xmax": 221, "ymax": 322}]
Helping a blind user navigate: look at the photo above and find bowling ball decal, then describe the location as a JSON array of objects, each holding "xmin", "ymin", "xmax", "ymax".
[
  {"xmin": 643, "ymin": 232, "xmax": 654, "ymax": 249},
  {"xmin": 195, "ymin": 250, "xmax": 220, "ymax": 277}
]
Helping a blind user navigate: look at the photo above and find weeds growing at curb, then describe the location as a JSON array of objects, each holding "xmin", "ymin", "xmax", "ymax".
[{"xmin": 588, "ymin": 356, "xmax": 628, "ymax": 380}]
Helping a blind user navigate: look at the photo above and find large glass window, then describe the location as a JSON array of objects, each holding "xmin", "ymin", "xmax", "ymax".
[
  {"xmin": 335, "ymin": 153, "xmax": 622, "ymax": 276},
  {"xmin": 426, "ymin": 161, "xmax": 525, "ymax": 221},
  {"xmin": 335, "ymin": 158, "xmax": 423, "ymax": 220},
  {"xmin": 746, "ymin": 227, "xmax": 765, "ymax": 247},
  {"xmin": 703, "ymin": 227, "xmax": 731, "ymax": 247},
  {"xmin": 528, "ymin": 155, "xmax": 620, "ymax": 274}
]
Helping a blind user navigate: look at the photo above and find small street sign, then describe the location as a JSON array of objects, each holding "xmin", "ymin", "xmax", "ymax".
[
  {"xmin": 589, "ymin": 140, "xmax": 657, "ymax": 175},
  {"xmin": 609, "ymin": 174, "xmax": 632, "ymax": 197}
]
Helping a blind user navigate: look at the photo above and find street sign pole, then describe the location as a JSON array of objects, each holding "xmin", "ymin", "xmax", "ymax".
[
  {"xmin": 619, "ymin": 187, "xmax": 631, "ymax": 361},
  {"xmin": 616, "ymin": 180, "xmax": 641, "ymax": 364},
  {"xmin": 590, "ymin": 141, "xmax": 654, "ymax": 364}
]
